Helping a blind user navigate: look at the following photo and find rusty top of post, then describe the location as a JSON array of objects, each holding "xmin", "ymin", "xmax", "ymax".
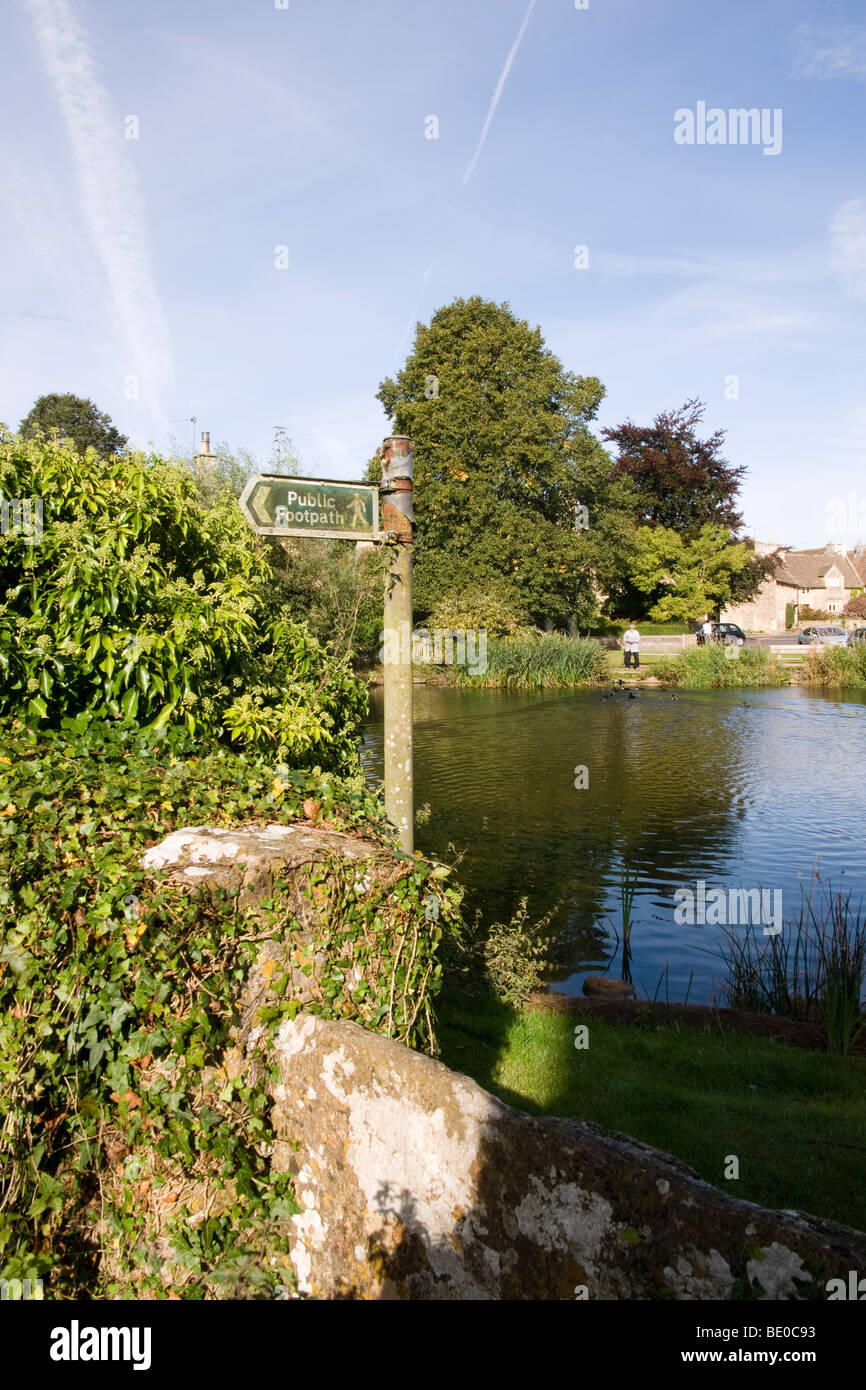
[{"xmin": 381, "ymin": 435, "xmax": 413, "ymax": 484}]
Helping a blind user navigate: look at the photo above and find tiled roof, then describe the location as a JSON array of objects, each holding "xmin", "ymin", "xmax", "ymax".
[{"xmin": 775, "ymin": 548, "xmax": 865, "ymax": 590}]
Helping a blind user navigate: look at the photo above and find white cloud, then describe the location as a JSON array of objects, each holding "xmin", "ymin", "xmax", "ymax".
[
  {"xmin": 791, "ymin": 22, "xmax": 866, "ymax": 81},
  {"xmin": 22, "ymin": 0, "xmax": 173, "ymax": 427},
  {"xmin": 830, "ymin": 199, "xmax": 866, "ymax": 301},
  {"xmin": 462, "ymin": 0, "xmax": 537, "ymax": 187}
]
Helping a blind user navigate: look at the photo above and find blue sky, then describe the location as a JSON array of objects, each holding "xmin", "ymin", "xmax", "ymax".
[{"xmin": 2, "ymin": 0, "xmax": 865, "ymax": 547}]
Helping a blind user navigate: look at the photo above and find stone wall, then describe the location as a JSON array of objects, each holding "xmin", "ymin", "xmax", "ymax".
[
  {"xmin": 270, "ymin": 1013, "xmax": 866, "ymax": 1301},
  {"xmin": 601, "ymin": 635, "xmax": 698, "ymax": 652}
]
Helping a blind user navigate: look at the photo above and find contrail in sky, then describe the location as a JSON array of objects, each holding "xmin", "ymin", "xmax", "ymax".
[
  {"xmin": 22, "ymin": 0, "xmax": 173, "ymax": 426},
  {"xmin": 461, "ymin": 0, "xmax": 538, "ymax": 187},
  {"xmin": 388, "ymin": 0, "xmax": 538, "ymax": 371}
]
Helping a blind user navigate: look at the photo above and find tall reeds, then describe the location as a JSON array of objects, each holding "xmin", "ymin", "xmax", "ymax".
[
  {"xmin": 654, "ymin": 646, "xmax": 788, "ymax": 689},
  {"xmin": 803, "ymin": 643, "xmax": 866, "ymax": 688},
  {"xmin": 451, "ymin": 634, "xmax": 608, "ymax": 690},
  {"xmin": 720, "ymin": 876, "xmax": 866, "ymax": 1054},
  {"xmin": 599, "ymin": 861, "xmax": 640, "ymax": 982}
]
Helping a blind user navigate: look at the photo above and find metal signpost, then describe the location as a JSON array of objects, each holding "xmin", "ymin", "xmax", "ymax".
[
  {"xmin": 239, "ymin": 437, "xmax": 414, "ymax": 854},
  {"xmin": 379, "ymin": 437, "xmax": 414, "ymax": 854}
]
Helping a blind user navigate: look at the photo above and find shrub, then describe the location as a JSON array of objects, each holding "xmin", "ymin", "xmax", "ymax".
[
  {"xmin": 593, "ymin": 619, "xmax": 689, "ymax": 636},
  {"xmin": 843, "ymin": 595, "xmax": 866, "ymax": 619},
  {"xmin": 785, "ymin": 602, "xmax": 795, "ymax": 630},
  {"xmin": 445, "ymin": 898, "xmax": 556, "ymax": 1007},
  {"xmin": 0, "ymin": 433, "xmax": 366, "ymax": 768},
  {"xmin": 272, "ymin": 537, "xmax": 385, "ymax": 664}
]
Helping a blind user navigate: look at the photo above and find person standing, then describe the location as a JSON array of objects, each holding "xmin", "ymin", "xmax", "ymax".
[
  {"xmin": 700, "ymin": 617, "xmax": 713, "ymax": 646},
  {"xmin": 623, "ymin": 622, "xmax": 641, "ymax": 670}
]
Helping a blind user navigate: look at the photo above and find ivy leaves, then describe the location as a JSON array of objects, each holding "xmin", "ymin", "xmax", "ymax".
[{"xmin": 0, "ymin": 720, "xmax": 460, "ymax": 1298}]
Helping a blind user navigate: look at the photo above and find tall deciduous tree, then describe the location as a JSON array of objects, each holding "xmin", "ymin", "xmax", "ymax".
[
  {"xmin": 602, "ymin": 399, "xmax": 745, "ymax": 538},
  {"xmin": 630, "ymin": 524, "xmax": 754, "ymax": 623},
  {"xmin": 372, "ymin": 296, "xmax": 622, "ymax": 629},
  {"xmin": 19, "ymin": 393, "xmax": 127, "ymax": 457}
]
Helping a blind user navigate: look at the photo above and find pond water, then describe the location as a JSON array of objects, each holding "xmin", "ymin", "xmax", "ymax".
[{"xmin": 362, "ymin": 684, "xmax": 866, "ymax": 1003}]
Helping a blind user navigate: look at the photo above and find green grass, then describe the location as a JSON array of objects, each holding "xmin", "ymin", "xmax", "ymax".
[
  {"xmin": 654, "ymin": 646, "xmax": 789, "ymax": 688},
  {"xmin": 449, "ymin": 634, "xmax": 608, "ymax": 689},
  {"xmin": 603, "ymin": 650, "xmax": 666, "ymax": 671},
  {"xmin": 438, "ymin": 994, "xmax": 866, "ymax": 1231}
]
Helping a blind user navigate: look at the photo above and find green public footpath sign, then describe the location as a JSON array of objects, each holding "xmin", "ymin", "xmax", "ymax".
[{"xmin": 238, "ymin": 475, "xmax": 379, "ymax": 541}]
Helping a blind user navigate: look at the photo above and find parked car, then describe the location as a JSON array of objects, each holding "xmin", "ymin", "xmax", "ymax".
[
  {"xmin": 695, "ymin": 622, "xmax": 746, "ymax": 647},
  {"xmin": 847, "ymin": 627, "xmax": 866, "ymax": 646},
  {"xmin": 798, "ymin": 625, "xmax": 848, "ymax": 647}
]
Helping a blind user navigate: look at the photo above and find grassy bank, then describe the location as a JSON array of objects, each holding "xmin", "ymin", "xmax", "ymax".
[
  {"xmin": 438, "ymin": 994, "xmax": 866, "ymax": 1231},
  {"xmin": 654, "ymin": 646, "xmax": 789, "ymax": 688},
  {"xmin": 603, "ymin": 650, "xmax": 667, "ymax": 673},
  {"xmin": 398, "ymin": 631, "xmax": 866, "ymax": 692}
]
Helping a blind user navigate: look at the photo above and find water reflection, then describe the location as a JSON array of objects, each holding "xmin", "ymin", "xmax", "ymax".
[{"xmin": 362, "ymin": 685, "xmax": 866, "ymax": 1003}]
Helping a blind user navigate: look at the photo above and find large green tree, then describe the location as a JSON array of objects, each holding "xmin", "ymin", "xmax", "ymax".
[
  {"xmin": 630, "ymin": 524, "xmax": 754, "ymax": 624},
  {"xmin": 371, "ymin": 296, "xmax": 624, "ymax": 629},
  {"xmin": 19, "ymin": 393, "xmax": 128, "ymax": 457}
]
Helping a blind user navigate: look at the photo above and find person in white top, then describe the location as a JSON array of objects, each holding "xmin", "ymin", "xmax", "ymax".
[
  {"xmin": 701, "ymin": 617, "xmax": 713, "ymax": 645},
  {"xmin": 623, "ymin": 623, "xmax": 641, "ymax": 670}
]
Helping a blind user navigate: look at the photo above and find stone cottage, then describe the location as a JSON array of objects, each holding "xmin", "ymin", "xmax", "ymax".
[{"xmin": 721, "ymin": 542, "xmax": 866, "ymax": 633}]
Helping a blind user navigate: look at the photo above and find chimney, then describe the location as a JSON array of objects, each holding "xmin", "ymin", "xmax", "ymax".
[
  {"xmin": 194, "ymin": 431, "xmax": 218, "ymax": 471},
  {"xmin": 825, "ymin": 542, "xmax": 835, "ymax": 556}
]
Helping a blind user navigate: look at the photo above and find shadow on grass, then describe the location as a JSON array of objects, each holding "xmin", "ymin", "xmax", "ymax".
[{"xmin": 436, "ymin": 985, "xmax": 578, "ymax": 1118}]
